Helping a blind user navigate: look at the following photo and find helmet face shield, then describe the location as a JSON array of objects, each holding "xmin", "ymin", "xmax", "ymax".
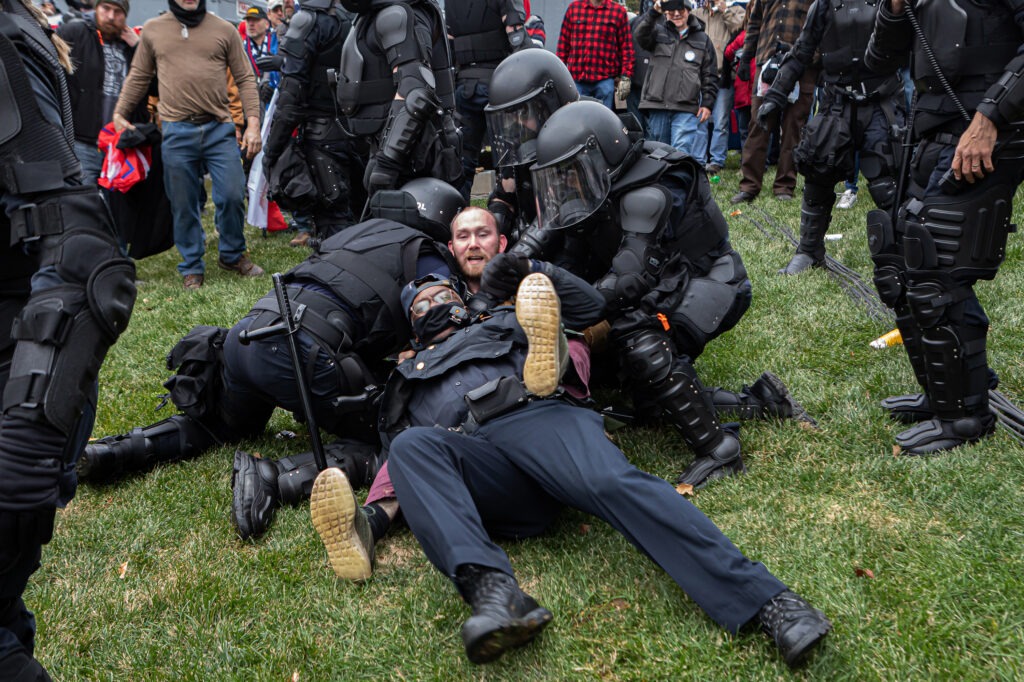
[
  {"xmin": 531, "ymin": 145, "xmax": 611, "ymax": 230},
  {"xmin": 486, "ymin": 86, "xmax": 562, "ymax": 168}
]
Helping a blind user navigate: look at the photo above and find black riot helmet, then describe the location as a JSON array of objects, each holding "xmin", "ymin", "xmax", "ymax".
[
  {"xmin": 530, "ymin": 100, "xmax": 634, "ymax": 230},
  {"xmin": 485, "ymin": 49, "xmax": 579, "ymax": 168},
  {"xmin": 369, "ymin": 178, "xmax": 466, "ymax": 241}
]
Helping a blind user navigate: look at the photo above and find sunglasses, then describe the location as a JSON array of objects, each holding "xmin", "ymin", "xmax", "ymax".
[{"xmin": 410, "ymin": 288, "xmax": 459, "ymax": 317}]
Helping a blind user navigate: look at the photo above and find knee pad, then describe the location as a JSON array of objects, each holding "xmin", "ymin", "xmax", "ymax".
[
  {"xmin": 904, "ymin": 271, "xmax": 972, "ymax": 330},
  {"xmin": 668, "ymin": 252, "xmax": 749, "ymax": 358},
  {"xmin": 866, "ymin": 209, "xmax": 907, "ymax": 308},
  {"xmin": 860, "ymin": 149, "xmax": 898, "ymax": 209},
  {"xmin": 616, "ymin": 328, "xmax": 674, "ymax": 388}
]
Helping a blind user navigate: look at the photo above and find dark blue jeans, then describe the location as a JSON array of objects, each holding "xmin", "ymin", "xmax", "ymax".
[
  {"xmin": 576, "ymin": 79, "xmax": 616, "ymax": 111},
  {"xmin": 455, "ymin": 79, "xmax": 491, "ymax": 201}
]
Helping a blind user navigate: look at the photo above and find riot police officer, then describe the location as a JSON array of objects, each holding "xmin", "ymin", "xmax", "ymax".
[
  {"xmin": 335, "ymin": 0, "xmax": 462, "ymax": 195},
  {"xmin": 447, "ymin": 0, "xmax": 531, "ymax": 200},
  {"xmin": 756, "ymin": 0, "xmax": 906, "ymax": 275},
  {"xmin": 863, "ymin": 0, "xmax": 1024, "ymax": 454},
  {"xmin": 0, "ymin": 0, "xmax": 137, "ymax": 677},
  {"xmin": 261, "ymin": 0, "xmax": 366, "ymax": 240},
  {"xmin": 525, "ymin": 101, "xmax": 761, "ymax": 488},
  {"xmin": 484, "ymin": 48, "xmax": 579, "ymax": 244},
  {"xmin": 79, "ymin": 180, "xmax": 464, "ymax": 524}
]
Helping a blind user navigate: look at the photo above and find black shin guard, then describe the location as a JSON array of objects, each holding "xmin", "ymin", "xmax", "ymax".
[{"xmin": 79, "ymin": 415, "xmax": 220, "ymax": 482}]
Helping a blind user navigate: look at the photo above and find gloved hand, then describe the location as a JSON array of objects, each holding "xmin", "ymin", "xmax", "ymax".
[
  {"xmin": 755, "ymin": 91, "xmax": 786, "ymax": 131},
  {"xmin": 364, "ymin": 154, "xmax": 403, "ymax": 196},
  {"xmin": 737, "ymin": 57, "xmax": 752, "ymax": 82},
  {"xmin": 616, "ymin": 76, "xmax": 631, "ymax": 101},
  {"xmin": 259, "ymin": 81, "xmax": 275, "ymax": 107},
  {"xmin": 255, "ymin": 54, "xmax": 284, "ymax": 72},
  {"xmin": 480, "ymin": 252, "xmax": 533, "ymax": 302}
]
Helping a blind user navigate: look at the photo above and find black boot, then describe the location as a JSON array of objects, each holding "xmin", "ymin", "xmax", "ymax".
[
  {"xmin": 880, "ymin": 393, "xmax": 933, "ymax": 423},
  {"xmin": 231, "ymin": 450, "xmax": 283, "ymax": 540},
  {"xmin": 456, "ymin": 564, "xmax": 553, "ymax": 664},
  {"xmin": 779, "ymin": 189, "xmax": 833, "ymax": 275},
  {"xmin": 757, "ymin": 590, "xmax": 831, "ymax": 667},
  {"xmin": 711, "ymin": 372, "xmax": 816, "ymax": 426},
  {"xmin": 79, "ymin": 415, "xmax": 219, "ymax": 482}
]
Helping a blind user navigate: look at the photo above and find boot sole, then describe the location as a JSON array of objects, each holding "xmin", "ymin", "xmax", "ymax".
[
  {"xmin": 310, "ymin": 468, "xmax": 372, "ymax": 581},
  {"xmin": 463, "ymin": 607, "xmax": 553, "ymax": 664},
  {"xmin": 516, "ymin": 273, "xmax": 562, "ymax": 397},
  {"xmin": 782, "ymin": 616, "xmax": 832, "ymax": 667},
  {"xmin": 761, "ymin": 372, "xmax": 817, "ymax": 427}
]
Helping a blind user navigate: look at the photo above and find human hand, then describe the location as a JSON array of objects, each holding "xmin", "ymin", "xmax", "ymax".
[
  {"xmin": 653, "ymin": 0, "xmax": 663, "ymax": 13},
  {"xmin": 951, "ymin": 112, "xmax": 998, "ymax": 185},
  {"xmin": 616, "ymin": 76, "xmax": 631, "ymax": 101},
  {"xmin": 112, "ymin": 112, "xmax": 135, "ymax": 132},
  {"xmin": 255, "ymin": 54, "xmax": 284, "ymax": 72},
  {"xmin": 755, "ymin": 96, "xmax": 782, "ymax": 131},
  {"xmin": 697, "ymin": 106, "xmax": 711, "ymax": 123},
  {"xmin": 121, "ymin": 26, "xmax": 139, "ymax": 47},
  {"xmin": 241, "ymin": 122, "xmax": 262, "ymax": 160},
  {"xmin": 737, "ymin": 58, "xmax": 751, "ymax": 82},
  {"xmin": 890, "ymin": 0, "xmax": 905, "ymax": 13},
  {"xmin": 480, "ymin": 252, "xmax": 533, "ymax": 302}
]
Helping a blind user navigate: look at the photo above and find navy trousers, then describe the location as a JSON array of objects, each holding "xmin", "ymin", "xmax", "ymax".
[{"xmin": 389, "ymin": 400, "xmax": 786, "ymax": 633}]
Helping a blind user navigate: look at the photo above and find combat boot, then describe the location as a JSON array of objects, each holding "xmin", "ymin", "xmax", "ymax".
[
  {"xmin": 711, "ymin": 372, "xmax": 816, "ymax": 425},
  {"xmin": 757, "ymin": 589, "xmax": 831, "ymax": 667},
  {"xmin": 516, "ymin": 272, "xmax": 567, "ymax": 397},
  {"xmin": 78, "ymin": 415, "xmax": 219, "ymax": 482},
  {"xmin": 895, "ymin": 412, "xmax": 996, "ymax": 455},
  {"xmin": 880, "ymin": 393, "xmax": 933, "ymax": 423},
  {"xmin": 456, "ymin": 564, "xmax": 553, "ymax": 664},
  {"xmin": 310, "ymin": 467, "xmax": 374, "ymax": 581},
  {"xmin": 231, "ymin": 450, "xmax": 282, "ymax": 540},
  {"xmin": 779, "ymin": 191, "xmax": 833, "ymax": 275}
]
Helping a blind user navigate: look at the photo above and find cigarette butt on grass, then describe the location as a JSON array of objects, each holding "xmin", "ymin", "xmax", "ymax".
[{"xmin": 870, "ymin": 328, "xmax": 903, "ymax": 349}]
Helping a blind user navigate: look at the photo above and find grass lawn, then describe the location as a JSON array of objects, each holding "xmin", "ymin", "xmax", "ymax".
[{"xmin": 29, "ymin": 159, "xmax": 1024, "ymax": 680}]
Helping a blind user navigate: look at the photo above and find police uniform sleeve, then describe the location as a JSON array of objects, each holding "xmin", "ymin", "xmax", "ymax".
[
  {"xmin": 976, "ymin": 5, "xmax": 1024, "ymax": 127},
  {"xmin": 264, "ymin": 10, "xmax": 318, "ymax": 165},
  {"xmin": 863, "ymin": 0, "xmax": 913, "ymax": 75}
]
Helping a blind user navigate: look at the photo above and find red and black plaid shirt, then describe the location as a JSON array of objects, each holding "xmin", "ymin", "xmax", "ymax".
[{"xmin": 556, "ymin": 0, "xmax": 634, "ymax": 83}]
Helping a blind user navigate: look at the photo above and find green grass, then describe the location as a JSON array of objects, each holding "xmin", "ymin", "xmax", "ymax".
[{"xmin": 29, "ymin": 159, "xmax": 1024, "ymax": 680}]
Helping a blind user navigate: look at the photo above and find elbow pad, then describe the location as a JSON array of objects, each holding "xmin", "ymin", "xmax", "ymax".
[
  {"xmin": 377, "ymin": 88, "xmax": 439, "ymax": 163},
  {"xmin": 978, "ymin": 55, "xmax": 1024, "ymax": 127}
]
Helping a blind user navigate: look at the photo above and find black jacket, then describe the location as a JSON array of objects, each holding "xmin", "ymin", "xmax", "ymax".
[{"xmin": 58, "ymin": 18, "xmax": 149, "ymax": 144}]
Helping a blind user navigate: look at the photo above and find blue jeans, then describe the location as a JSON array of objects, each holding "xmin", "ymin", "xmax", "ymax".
[
  {"xmin": 692, "ymin": 87, "xmax": 733, "ymax": 167},
  {"xmin": 625, "ymin": 88, "xmax": 648, "ymax": 137},
  {"xmin": 161, "ymin": 120, "xmax": 248, "ymax": 276},
  {"xmin": 645, "ymin": 110, "xmax": 701, "ymax": 157},
  {"xmin": 575, "ymin": 79, "xmax": 616, "ymax": 111},
  {"xmin": 73, "ymin": 139, "xmax": 104, "ymax": 185}
]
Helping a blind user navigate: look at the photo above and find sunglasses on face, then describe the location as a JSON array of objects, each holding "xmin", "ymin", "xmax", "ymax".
[{"xmin": 410, "ymin": 288, "xmax": 459, "ymax": 317}]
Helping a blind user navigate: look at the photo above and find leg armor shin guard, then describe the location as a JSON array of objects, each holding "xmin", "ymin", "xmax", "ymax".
[
  {"xmin": 78, "ymin": 415, "xmax": 220, "ymax": 482},
  {"xmin": 797, "ymin": 183, "xmax": 836, "ymax": 261},
  {"xmin": 3, "ymin": 188, "xmax": 136, "ymax": 438}
]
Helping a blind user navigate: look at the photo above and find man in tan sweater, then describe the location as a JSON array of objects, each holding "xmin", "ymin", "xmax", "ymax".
[{"xmin": 114, "ymin": 0, "xmax": 264, "ymax": 289}]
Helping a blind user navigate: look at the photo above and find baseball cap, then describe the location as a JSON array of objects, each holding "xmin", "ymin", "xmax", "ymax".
[
  {"xmin": 267, "ymin": 0, "xmax": 284, "ymax": 9},
  {"xmin": 245, "ymin": 5, "xmax": 268, "ymax": 20},
  {"xmin": 661, "ymin": 0, "xmax": 692, "ymax": 11}
]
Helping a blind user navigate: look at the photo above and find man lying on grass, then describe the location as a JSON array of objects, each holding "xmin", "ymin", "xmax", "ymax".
[{"xmin": 308, "ymin": 264, "xmax": 832, "ymax": 668}]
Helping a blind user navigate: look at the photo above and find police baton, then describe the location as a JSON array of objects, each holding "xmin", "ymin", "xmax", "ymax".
[{"xmin": 238, "ymin": 273, "xmax": 329, "ymax": 471}]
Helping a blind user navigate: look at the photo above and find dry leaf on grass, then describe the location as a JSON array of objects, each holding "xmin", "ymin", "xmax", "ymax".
[
  {"xmin": 118, "ymin": 560, "xmax": 129, "ymax": 579},
  {"xmin": 854, "ymin": 567, "xmax": 875, "ymax": 579},
  {"xmin": 578, "ymin": 523, "xmax": 591, "ymax": 535},
  {"xmin": 292, "ymin": 672, "xmax": 300, "ymax": 682},
  {"xmin": 675, "ymin": 482, "xmax": 694, "ymax": 496},
  {"xmin": 729, "ymin": 209, "xmax": 742, "ymax": 217},
  {"xmin": 893, "ymin": 444, "xmax": 902, "ymax": 456}
]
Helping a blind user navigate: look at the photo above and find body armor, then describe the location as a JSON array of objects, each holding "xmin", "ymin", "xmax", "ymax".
[
  {"xmin": 448, "ymin": 0, "xmax": 510, "ymax": 68},
  {"xmin": 818, "ymin": 0, "xmax": 879, "ymax": 85}
]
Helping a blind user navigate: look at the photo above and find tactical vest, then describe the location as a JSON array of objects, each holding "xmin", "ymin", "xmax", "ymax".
[
  {"xmin": 819, "ymin": 0, "xmax": 879, "ymax": 85},
  {"xmin": 0, "ymin": 0, "xmax": 81, "ymax": 195},
  {"xmin": 912, "ymin": 0, "xmax": 1020, "ymax": 122},
  {"xmin": 337, "ymin": 0, "xmax": 455, "ymax": 136},
  {"xmin": 447, "ymin": 0, "xmax": 508, "ymax": 68},
  {"xmin": 612, "ymin": 142, "xmax": 729, "ymax": 264},
  {"xmin": 259, "ymin": 219, "xmax": 442, "ymax": 354}
]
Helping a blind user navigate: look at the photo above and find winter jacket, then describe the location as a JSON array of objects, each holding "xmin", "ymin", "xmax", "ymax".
[
  {"xmin": 692, "ymin": 4, "xmax": 744, "ymax": 71},
  {"xmin": 725, "ymin": 30, "xmax": 755, "ymax": 108},
  {"xmin": 633, "ymin": 10, "xmax": 718, "ymax": 114}
]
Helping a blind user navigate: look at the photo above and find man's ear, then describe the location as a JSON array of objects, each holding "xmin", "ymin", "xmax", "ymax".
[
  {"xmin": 499, "ymin": 235, "xmax": 508, "ymax": 253},
  {"xmin": 448, "ymin": 241, "xmax": 455, "ymax": 255}
]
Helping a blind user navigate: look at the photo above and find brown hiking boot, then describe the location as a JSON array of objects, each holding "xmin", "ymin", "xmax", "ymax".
[
  {"xmin": 218, "ymin": 254, "xmax": 265, "ymax": 277},
  {"xmin": 289, "ymin": 232, "xmax": 312, "ymax": 248},
  {"xmin": 182, "ymin": 274, "xmax": 204, "ymax": 290}
]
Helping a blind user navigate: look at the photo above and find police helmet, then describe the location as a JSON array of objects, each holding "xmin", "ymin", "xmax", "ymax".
[
  {"xmin": 369, "ymin": 178, "xmax": 466, "ymax": 241},
  {"xmin": 530, "ymin": 101, "xmax": 633, "ymax": 230},
  {"xmin": 485, "ymin": 49, "xmax": 579, "ymax": 168}
]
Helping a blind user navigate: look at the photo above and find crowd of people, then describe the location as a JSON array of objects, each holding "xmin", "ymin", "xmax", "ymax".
[{"xmin": 2, "ymin": 0, "xmax": 1023, "ymax": 678}]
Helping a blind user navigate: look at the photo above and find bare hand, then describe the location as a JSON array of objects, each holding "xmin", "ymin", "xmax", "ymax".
[
  {"xmin": 697, "ymin": 107, "xmax": 711, "ymax": 124},
  {"xmin": 715, "ymin": 0, "xmax": 727, "ymax": 11},
  {"xmin": 951, "ymin": 112, "xmax": 997, "ymax": 184},
  {"xmin": 112, "ymin": 112, "xmax": 135, "ymax": 132},
  {"xmin": 653, "ymin": 0, "xmax": 663, "ymax": 13},
  {"xmin": 241, "ymin": 120, "xmax": 262, "ymax": 160},
  {"xmin": 890, "ymin": 0, "xmax": 905, "ymax": 13},
  {"xmin": 396, "ymin": 348, "xmax": 416, "ymax": 365},
  {"xmin": 121, "ymin": 26, "xmax": 139, "ymax": 47}
]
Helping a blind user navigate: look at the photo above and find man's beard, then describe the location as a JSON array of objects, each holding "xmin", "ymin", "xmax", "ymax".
[
  {"xmin": 459, "ymin": 252, "xmax": 489, "ymax": 279},
  {"xmin": 98, "ymin": 22, "xmax": 123, "ymax": 40}
]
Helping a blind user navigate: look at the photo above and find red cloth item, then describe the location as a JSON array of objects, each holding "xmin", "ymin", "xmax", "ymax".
[
  {"xmin": 267, "ymin": 200, "xmax": 288, "ymax": 232},
  {"xmin": 556, "ymin": 0, "xmax": 634, "ymax": 82},
  {"xmin": 97, "ymin": 123, "xmax": 152, "ymax": 193},
  {"xmin": 725, "ymin": 30, "xmax": 755, "ymax": 109}
]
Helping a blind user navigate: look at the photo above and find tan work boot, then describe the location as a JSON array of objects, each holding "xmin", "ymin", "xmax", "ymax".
[
  {"xmin": 515, "ymin": 273, "xmax": 565, "ymax": 397},
  {"xmin": 310, "ymin": 467, "xmax": 374, "ymax": 581}
]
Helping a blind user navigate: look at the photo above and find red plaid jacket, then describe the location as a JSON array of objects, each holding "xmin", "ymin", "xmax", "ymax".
[{"xmin": 556, "ymin": 0, "xmax": 634, "ymax": 83}]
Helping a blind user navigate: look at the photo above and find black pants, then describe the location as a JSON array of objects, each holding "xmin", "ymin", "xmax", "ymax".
[{"xmin": 389, "ymin": 400, "xmax": 786, "ymax": 633}]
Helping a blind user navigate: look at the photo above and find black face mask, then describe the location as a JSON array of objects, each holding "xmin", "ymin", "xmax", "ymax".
[
  {"xmin": 411, "ymin": 303, "xmax": 470, "ymax": 349},
  {"xmin": 168, "ymin": 0, "xmax": 207, "ymax": 28}
]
